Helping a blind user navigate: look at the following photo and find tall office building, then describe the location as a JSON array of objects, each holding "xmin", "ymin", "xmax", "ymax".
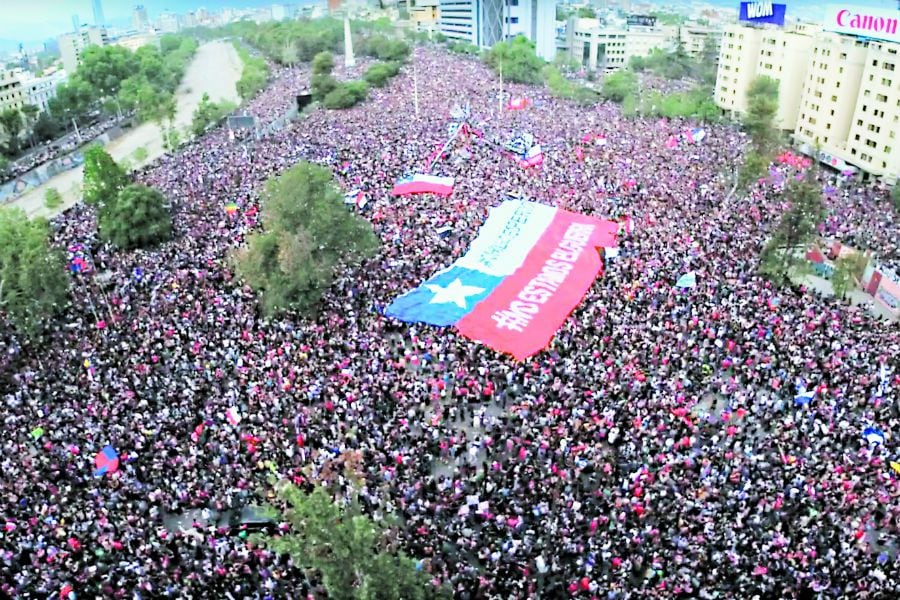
[
  {"xmin": 92, "ymin": 0, "xmax": 105, "ymax": 27},
  {"xmin": 438, "ymin": 0, "xmax": 556, "ymax": 60},
  {"xmin": 132, "ymin": 5, "xmax": 150, "ymax": 32},
  {"xmin": 71, "ymin": 14, "xmax": 80, "ymax": 33}
]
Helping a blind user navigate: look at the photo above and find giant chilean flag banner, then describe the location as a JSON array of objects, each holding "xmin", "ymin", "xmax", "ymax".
[{"xmin": 385, "ymin": 200, "xmax": 618, "ymax": 359}]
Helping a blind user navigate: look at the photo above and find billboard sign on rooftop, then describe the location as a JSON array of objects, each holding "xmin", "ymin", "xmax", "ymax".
[
  {"xmin": 738, "ymin": 2, "xmax": 787, "ymax": 26},
  {"xmin": 824, "ymin": 5, "xmax": 900, "ymax": 44}
]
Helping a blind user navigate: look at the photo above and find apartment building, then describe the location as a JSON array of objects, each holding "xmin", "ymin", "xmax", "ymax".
[
  {"xmin": 0, "ymin": 69, "xmax": 25, "ymax": 113},
  {"xmin": 58, "ymin": 26, "xmax": 109, "ymax": 74},
  {"xmin": 713, "ymin": 5, "xmax": 900, "ymax": 182},
  {"xmin": 843, "ymin": 41, "xmax": 899, "ymax": 182},
  {"xmin": 714, "ymin": 24, "xmax": 764, "ymax": 113}
]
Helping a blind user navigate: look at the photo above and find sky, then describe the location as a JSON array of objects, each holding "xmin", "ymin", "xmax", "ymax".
[
  {"xmin": 1, "ymin": 0, "xmax": 897, "ymax": 45},
  {"xmin": 0, "ymin": 0, "xmax": 302, "ymax": 42}
]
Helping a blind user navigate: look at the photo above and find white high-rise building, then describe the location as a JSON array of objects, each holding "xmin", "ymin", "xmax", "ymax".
[{"xmin": 132, "ymin": 5, "xmax": 150, "ymax": 32}]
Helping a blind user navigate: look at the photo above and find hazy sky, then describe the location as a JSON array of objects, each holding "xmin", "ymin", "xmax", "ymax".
[
  {"xmin": 1, "ymin": 0, "xmax": 896, "ymax": 42},
  {"xmin": 0, "ymin": 0, "xmax": 293, "ymax": 41}
]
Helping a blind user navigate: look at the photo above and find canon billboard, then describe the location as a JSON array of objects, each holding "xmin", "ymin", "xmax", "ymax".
[
  {"xmin": 738, "ymin": 2, "xmax": 787, "ymax": 26},
  {"xmin": 824, "ymin": 5, "xmax": 900, "ymax": 44}
]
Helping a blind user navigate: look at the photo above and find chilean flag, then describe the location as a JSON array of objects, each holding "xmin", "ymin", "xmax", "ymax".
[
  {"xmin": 507, "ymin": 97, "xmax": 529, "ymax": 110},
  {"xmin": 385, "ymin": 200, "xmax": 618, "ymax": 360},
  {"xmin": 520, "ymin": 145, "xmax": 544, "ymax": 168},
  {"xmin": 94, "ymin": 445, "xmax": 119, "ymax": 477},
  {"xmin": 343, "ymin": 189, "xmax": 368, "ymax": 210},
  {"xmin": 391, "ymin": 174, "xmax": 455, "ymax": 197}
]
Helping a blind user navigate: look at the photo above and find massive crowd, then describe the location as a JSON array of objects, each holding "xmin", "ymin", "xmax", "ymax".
[{"xmin": 1, "ymin": 46, "xmax": 898, "ymax": 599}]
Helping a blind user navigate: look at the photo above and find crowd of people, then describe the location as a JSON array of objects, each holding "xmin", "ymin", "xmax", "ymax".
[{"xmin": 1, "ymin": 45, "xmax": 898, "ymax": 599}]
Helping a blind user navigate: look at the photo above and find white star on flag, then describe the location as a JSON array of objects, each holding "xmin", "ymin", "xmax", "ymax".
[{"xmin": 425, "ymin": 278, "xmax": 485, "ymax": 309}]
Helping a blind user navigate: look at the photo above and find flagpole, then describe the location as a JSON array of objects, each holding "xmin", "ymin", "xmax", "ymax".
[
  {"xmin": 499, "ymin": 59, "xmax": 503, "ymax": 117},
  {"xmin": 413, "ymin": 52, "xmax": 420, "ymax": 120}
]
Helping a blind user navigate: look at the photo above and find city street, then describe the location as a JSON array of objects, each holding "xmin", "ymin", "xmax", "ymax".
[{"xmin": 6, "ymin": 39, "xmax": 242, "ymax": 219}]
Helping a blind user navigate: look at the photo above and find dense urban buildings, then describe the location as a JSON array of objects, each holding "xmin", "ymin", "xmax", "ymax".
[{"xmin": 714, "ymin": 4, "xmax": 900, "ymax": 183}]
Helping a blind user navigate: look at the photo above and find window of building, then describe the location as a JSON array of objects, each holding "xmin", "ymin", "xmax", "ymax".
[
  {"xmin": 855, "ymin": 134, "xmax": 861, "ymax": 140},
  {"xmin": 886, "ymin": 146, "xmax": 892, "ymax": 154},
  {"xmin": 851, "ymin": 148, "xmax": 858, "ymax": 155},
  {"xmin": 872, "ymin": 59, "xmax": 879, "ymax": 66},
  {"xmin": 877, "ymin": 93, "xmax": 887, "ymax": 102},
  {"xmin": 831, "ymin": 95, "xmax": 837, "ymax": 102},
  {"xmin": 861, "ymin": 153, "xmax": 869, "ymax": 161},
  {"xmin": 885, "ymin": 62, "xmax": 895, "ymax": 71},
  {"xmin": 840, "ymin": 52, "xmax": 847, "ymax": 59},
  {"xmin": 866, "ymin": 139, "xmax": 877, "ymax": 148},
  {"xmin": 882, "ymin": 78, "xmax": 892, "ymax": 86}
]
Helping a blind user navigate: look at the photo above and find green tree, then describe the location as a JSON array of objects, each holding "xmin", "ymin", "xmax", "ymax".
[
  {"xmin": 311, "ymin": 73, "xmax": 338, "ymax": 101},
  {"xmin": 577, "ymin": 6, "xmax": 597, "ymax": 18},
  {"xmin": 32, "ymin": 112, "xmax": 62, "ymax": 143},
  {"xmin": 82, "ymin": 145, "xmax": 129, "ymax": 209},
  {"xmin": 0, "ymin": 155, "xmax": 8, "ymax": 179},
  {"xmin": 311, "ymin": 51, "xmax": 335, "ymax": 75},
  {"xmin": 543, "ymin": 65, "xmax": 598, "ymax": 105},
  {"xmin": 744, "ymin": 75, "xmax": 780, "ymax": 152},
  {"xmin": 78, "ymin": 45, "xmax": 139, "ymax": 99},
  {"xmin": 0, "ymin": 208, "xmax": 70, "ymax": 337},
  {"xmin": 760, "ymin": 175, "xmax": 827, "ymax": 285},
  {"xmin": 191, "ymin": 93, "xmax": 237, "ymax": 136},
  {"xmin": 261, "ymin": 484, "xmax": 446, "ymax": 600},
  {"xmin": 891, "ymin": 185, "xmax": 900, "ymax": 211},
  {"xmin": 737, "ymin": 150, "xmax": 770, "ymax": 190},
  {"xmin": 601, "ymin": 70, "xmax": 638, "ymax": 103},
  {"xmin": 44, "ymin": 188, "xmax": 63, "ymax": 209},
  {"xmin": 98, "ymin": 184, "xmax": 172, "ymax": 249},
  {"xmin": 48, "ymin": 76, "xmax": 95, "ymax": 124},
  {"xmin": 484, "ymin": 35, "xmax": 545, "ymax": 84},
  {"xmin": 0, "ymin": 109, "xmax": 24, "ymax": 155},
  {"xmin": 831, "ymin": 251, "xmax": 868, "ymax": 299},
  {"xmin": 234, "ymin": 161, "xmax": 378, "ymax": 316},
  {"xmin": 323, "ymin": 81, "xmax": 369, "ymax": 110},
  {"xmin": 363, "ymin": 62, "xmax": 400, "ymax": 87}
]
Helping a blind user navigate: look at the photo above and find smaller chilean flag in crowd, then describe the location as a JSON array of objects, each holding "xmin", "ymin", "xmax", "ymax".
[
  {"xmin": 385, "ymin": 200, "xmax": 618, "ymax": 360},
  {"xmin": 343, "ymin": 189, "xmax": 368, "ymax": 209},
  {"xmin": 391, "ymin": 174, "xmax": 455, "ymax": 197},
  {"xmin": 94, "ymin": 445, "xmax": 119, "ymax": 477},
  {"xmin": 520, "ymin": 145, "xmax": 544, "ymax": 168},
  {"xmin": 507, "ymin": 97, "xmax": 529, "ymax": 110}
]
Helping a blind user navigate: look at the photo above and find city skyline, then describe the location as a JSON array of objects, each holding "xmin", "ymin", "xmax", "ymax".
[{"xmin": 0, "ymin": 0, "xmax": 311, "ymax": 42}]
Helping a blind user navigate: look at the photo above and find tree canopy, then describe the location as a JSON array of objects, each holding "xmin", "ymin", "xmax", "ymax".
[
  {"xmin": 191, "ymin": 93, "xmax": 237, "ymax": 136},
  {"xmin": 323, "ymin": 81, "xmax": 369, "ymax": 110},
  {"xmin": 0, "ymin": 208, "xmax": 70, "ymax": 337},
  {"xmin": 760, "ymin": 174, "xmax": 826, "ymax": 285},
  {"xmin": 83, "ymin": 145, "xmax": 129, "ymax": 209},
  {"xmin": 744, "ymin": 75, "xmax": 780, "ymax": 152},
  {"xmin": 98, "ymin": 184, "xmax": 172, "ymax": 250},
  {"xmin": 235, "ymin": 161, "xmax": 378, "ymax": 316},
  {"xmin": 260, "ymin": 483, "xmax": 447, "ymax": 600},
  {"xmin": 601, "ymin": 70, "xmax": 638, "ymax": 103},
  {"xmin": 363, "ymin": 61, "xmax": 400, "ymax": 88},
  {"xmin": 484, "ymin": 35, "xmax": 545, "ymax": 85}
]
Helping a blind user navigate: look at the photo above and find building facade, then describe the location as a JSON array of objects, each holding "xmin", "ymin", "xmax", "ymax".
[
  {"xmin": 0, "ymin": 69, "xmax": 25, "ymax": 113},
  {"xmin": 132, "ymin": 5, "xmax": 150, "ymax": 32},
  {"xmin": 713, "ymin": 6, "xmax": 900, "ymax": 183},
  {"xmin": 92, "ymin": 0, "xmax": 105, "ymax": 27},
  {"xmin": 21, "ymin": 70, "xmax": 67, "ymax": 113},
  {"xmin": 58, "ymin": 26, "xmax": 109, "ymax": 74},
  {"xmin": 437, "ymin": 0, "xmax": 556, "ymax": 59},
  {"xmin": 562, "ymin": 17, "xmax": 682, "ymax": 72}
]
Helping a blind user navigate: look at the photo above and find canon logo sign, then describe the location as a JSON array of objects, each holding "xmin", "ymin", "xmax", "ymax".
[{"xmin": 825, "ymin": 5, "xmax": 900, "ymax": 44}]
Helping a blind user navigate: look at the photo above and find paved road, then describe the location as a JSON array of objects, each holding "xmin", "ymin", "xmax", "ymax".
[{"xmin": 8, "ymin": 40, "xmax": 242, "ymax": 219}]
